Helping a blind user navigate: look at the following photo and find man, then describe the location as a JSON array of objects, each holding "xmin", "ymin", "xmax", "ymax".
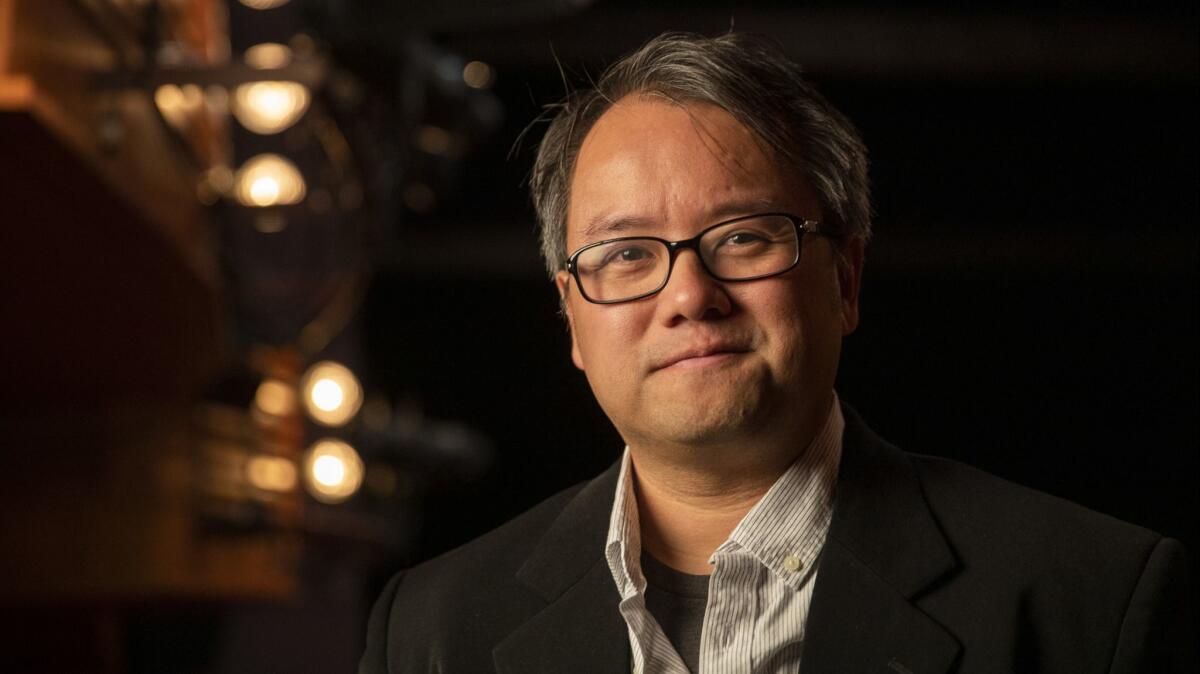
[{"xmin": 360, "ymin": 32, "xmax": 1193, "ymax": 673}]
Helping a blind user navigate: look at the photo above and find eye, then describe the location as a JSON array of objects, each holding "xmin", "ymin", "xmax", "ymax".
[
  {"xmin": 603, "ymin": 244, "xmax": 653, "ymax": 265},
  {"xmin": 723, "ymin": 231, "xmax": 769, "ymax": 246}
]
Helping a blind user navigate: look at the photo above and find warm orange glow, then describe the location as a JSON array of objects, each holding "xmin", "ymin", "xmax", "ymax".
[
  {"xmin": 254, "ymin": 378, "xmax": 295, "ymax": 416},
  {"xmin": 302, "ymin": 439, "xmax": 364, "ymax": 503},
  {"xmin": 300, "ymin": 361, "xmax": 363, "ymax": 426},
  {"xmin": 415, "ymin": 125, "xmax": 460, "ymax": 156},
  {"xmin": 233, "ymin": 81, "xmax": 310, "ymax": 134},
  {"xmin": 246, "ymin": 455, "xmax": 299, "ymax": 492},
  {"xmin": 154, "ymin": 84, "xmax": 196, "ymax": 129},
  {"xmin": 245, "ymin": 43, "xmax": 293, "ymax": 70},
  {"xmin": 233, "ymin": 154, "xmax": 306, "ymax": 207}
]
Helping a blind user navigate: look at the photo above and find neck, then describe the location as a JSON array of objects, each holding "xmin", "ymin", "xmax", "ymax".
[
  {"xmin": 629, "ymin": 391, "xmax": 833, "ymax": 575},
  {"xmin": 631, "ymin": 452, "xmax": 784, "ymax": 574}
]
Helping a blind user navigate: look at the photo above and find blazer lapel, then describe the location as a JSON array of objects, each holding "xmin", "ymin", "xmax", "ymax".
[
  {"xmin": 493, "ymin": 462, "xmax": 630, "ymax": 674},
  {"xmin": 802, "ymin": 405, "xmax": 963, "ymax": 674}
]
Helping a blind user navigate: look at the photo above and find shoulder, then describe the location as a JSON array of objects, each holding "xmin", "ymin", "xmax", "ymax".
[
  {"xmin": 910, "ymin": 451, "xmax": 1164, "ymax": 568},
  {"xmin": 905, "ymin": 452, "xmax": 1195, "ymax": 670},
  {"xmin": 359, "ymin": 477, "xmax": 597, "ymax": 673}
]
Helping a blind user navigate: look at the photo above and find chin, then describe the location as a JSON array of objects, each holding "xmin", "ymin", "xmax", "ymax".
[{"xmin": 645, "ymin": 388, "xmax": 768, "ymax": 445}]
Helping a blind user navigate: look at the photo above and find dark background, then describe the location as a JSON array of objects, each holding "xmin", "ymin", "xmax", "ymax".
[{"xmin": 356, "ymin": 1, "xmax": 1198, "ymax": 576}]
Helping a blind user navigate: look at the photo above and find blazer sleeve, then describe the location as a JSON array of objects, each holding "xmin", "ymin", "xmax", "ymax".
[
  {"xmin": 1107, "ymin": 537, "xmax": 1197, "ymax": 674},
  {"xmin": 359, "ymin": 571, "xmax": 406, "ymax": 674}
]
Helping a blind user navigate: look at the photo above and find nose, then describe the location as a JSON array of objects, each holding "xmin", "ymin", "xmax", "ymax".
[{"xmin": 656, "ymin": 249, "xmax": 733, "ymax": 324}]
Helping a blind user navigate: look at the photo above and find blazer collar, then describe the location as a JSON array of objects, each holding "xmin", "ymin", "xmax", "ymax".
[
  {"xmin": 493, "ymin": 461, "xmax": 630, "ymax": 673},
  {"xmin": 801, "ymin": 403, "xmax": 962, "ymax": 673},
  {"xmin": 494, "ymin": 403, "xmax": 963, "ymax": 673}
]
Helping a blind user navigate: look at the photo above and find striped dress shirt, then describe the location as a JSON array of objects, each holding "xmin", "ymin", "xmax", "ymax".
[{"xmin": 604, "ymin": 397, "xmax": 844, "ymax": 674}]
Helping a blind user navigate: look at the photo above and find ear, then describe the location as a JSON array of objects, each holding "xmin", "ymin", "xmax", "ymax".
[
  {"xmin": 837, "ymin": 236, "xmax": 865, "ymax": 336},
  {"xmin": 555, "ymin": 271, "xmax": 586, "ymax": 371}
]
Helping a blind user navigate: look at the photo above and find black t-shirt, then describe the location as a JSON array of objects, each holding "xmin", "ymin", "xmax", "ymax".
[{"xmin": 641, "ymin": 551, "xmax": 711, "ymax": 673}]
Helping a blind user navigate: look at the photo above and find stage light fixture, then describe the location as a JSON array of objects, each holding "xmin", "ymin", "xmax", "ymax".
[
  {"xmin": 300, "ymin": 360, "xmax": 363, "ymax": 427},
  {"xmin": 302, "ymin": 439, "xmax": 364, "ymax": 503},
  {"xmin": 233, "ymin": 81, "xmax": 310, "ymax": 134},
  {"xmin": 233, "ymin": 154, "xmax": 306, "ymax": 207}
]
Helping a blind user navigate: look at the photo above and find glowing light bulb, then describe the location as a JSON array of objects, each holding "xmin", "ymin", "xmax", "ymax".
[
  {"xmin": 310, "ymin": 378, "xmax": 345, "ymax": 412},
  {"xmin": 232, "ymin": 81, "xmax": 310, "ymax": 134},
  {"xmin": 233, "ymin": 154, "xmax": 306, "ymax": 207},
  {"xmin": 245, "ymin": 43, "xmax": 293, "ymax": 70},
  {"xmin": 300, "ymin": 361, "xmax": 362, "ymax": 426},
  {"xmin": 312, "ymin": 454, "xmax": 345, "ymax": 486},
  {"xmin": 250, "ymin": 176, "xmax": 280, "ymax": 203},
  {"xmin": 302, "ymin": 439, "xmax": 364, "ymax": 503}
]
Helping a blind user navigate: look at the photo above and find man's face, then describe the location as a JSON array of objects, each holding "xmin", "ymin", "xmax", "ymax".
[{"xmin": 556, "ymin": 96, "xmax": 862, "ymax": 451}]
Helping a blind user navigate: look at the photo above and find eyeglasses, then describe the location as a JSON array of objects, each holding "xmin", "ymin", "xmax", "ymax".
[{"xmin": 565, "ymin": 213, "xmax": 821, "ymax": 305}]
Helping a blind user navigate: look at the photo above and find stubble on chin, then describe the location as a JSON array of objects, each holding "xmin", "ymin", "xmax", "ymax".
[{"xmin": 627, "ymin": 365, "xmax": 774, "ymax": 447}]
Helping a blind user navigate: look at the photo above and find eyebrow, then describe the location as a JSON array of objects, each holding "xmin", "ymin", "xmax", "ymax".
[
  {"xmin": 708, "ymin": 197, "xmax": 789, "ymax": 221},
  {"xmin": 581, "ymin": 198, "xmax": 789, "ymax": 242},
  {"xmin": 581, "ymin": 214, "xmax": 655, "ymax": 241}
]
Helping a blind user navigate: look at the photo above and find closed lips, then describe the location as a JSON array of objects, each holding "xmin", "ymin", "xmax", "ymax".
[{"xmin": 654, "ymin": 345, "xmax": 749, "ymax": 370}]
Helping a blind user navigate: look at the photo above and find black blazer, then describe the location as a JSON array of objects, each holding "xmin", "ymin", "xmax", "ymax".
[{"xmin": 359, "ymin": 406, "xmax": 1195, "ymax": 673}]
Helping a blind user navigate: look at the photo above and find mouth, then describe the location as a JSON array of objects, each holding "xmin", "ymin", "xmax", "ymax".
[{"xmin": 653, "ymin": 345, "xmax": 750, "ymax": 371}]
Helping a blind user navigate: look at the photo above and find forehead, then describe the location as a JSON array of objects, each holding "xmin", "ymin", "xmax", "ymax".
[{"xmin": 566, "ymin": 96, "xmax": 813, "ymax": 246}]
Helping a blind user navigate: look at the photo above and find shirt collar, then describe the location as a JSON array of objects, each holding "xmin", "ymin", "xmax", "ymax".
[
  {"xmin": 604, "ymin": 393, "xmax": 845, "ymax": 594},
  {"xmin": 604, "ymin": 451, "xmax": 644, "ymax": 599},
  {"xmin": 722, "ymin": 397, "xmax": 843, "ymax": 589}
]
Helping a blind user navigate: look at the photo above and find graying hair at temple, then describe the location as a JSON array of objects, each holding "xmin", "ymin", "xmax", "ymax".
[{"xmin": 529, "ymin": 31, "xmax": 873, "ymax": 280}]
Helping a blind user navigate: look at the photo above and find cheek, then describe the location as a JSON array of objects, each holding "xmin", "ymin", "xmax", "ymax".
[
  {"xmin": 573, "ymin": 304, "xmax": 650, "ymax": 370},
  {"xmin": 743, "ymin": 282, "xmax": 839, "ymax": 365}
]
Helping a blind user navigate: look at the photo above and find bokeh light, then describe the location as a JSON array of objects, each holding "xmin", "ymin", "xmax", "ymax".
[
  {"xmin": 300, "ymin": 361, "xmax": 363, "ymax": 427},
  {"xmin": 302, "ymin": 439, "xmax": 364, "ymax": 503},
  {"xmin": 238, "ymin": 0, "xmax": 291, "ymax": 9},
  {"xmin": 233, "ymin": 154, "xmax": 306, "ymax": 207},
  {"xmin": 254, "ymin": 378, "xmax": 296, "ymax": 417},
  {"xmin": 232, "ymin": 81, "xmax": 310, "ymax": 134},
  {"xmin": 244, "ymin": 43, "xmax": 293, "ymax": 70},
  {"xmin": 462, "ymin": 60, "xmax": 494, "ymax": 89},
  {"xmin": 246, "ymin": 455, "xmax": 299, "ymax": 492}
]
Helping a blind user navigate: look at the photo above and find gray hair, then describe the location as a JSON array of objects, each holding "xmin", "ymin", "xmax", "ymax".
[{"xmin": 529, "ymin": 31, "xmax": 871, "ymax": 279}]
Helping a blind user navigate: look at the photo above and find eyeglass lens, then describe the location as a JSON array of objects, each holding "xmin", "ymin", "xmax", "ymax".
[{"xmin": 574, "ymin": 215, "xmax": 800, "ymax": 303}]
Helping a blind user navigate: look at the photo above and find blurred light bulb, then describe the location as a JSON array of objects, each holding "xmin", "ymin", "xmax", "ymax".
[
  {"xmin": 462, "ymin": 61, "xmax": 494, "ymax": 89},
  {"xmin": 415, "ymin": 125, "xmax": 461, "ymax": 156},
  {"xmin": 300, "ymin": 361, "xmax": 362, "ymax": 426},
  {"xmin": 311, "ymin": 378, "xmax": 344, "ymax": 411},
  {"xmin": 154, "ymin": 84, "xmax": 184, "ymax": 126},
  {"xmin": 246, "ymin": 455, "xmax": 298, "ymax": 492},
  {"xmin": 233, "ymin": 154, "xmax": 306, "ymax": 207},
  {"xmin": 244, "ymin": 43, "xmax": 293, "ymax": 70},
  {"xmin": 239, "ymin": 0, "xmax": 290, "ymax": 9},
  {"xmin": 254, "ymin": 378, "xmax": 295, "ymax": 416},
  {"xmin": 313, "ymin": 455, "xmax": 345, "ymax": 486},
  {"xmin": 302, "ymin": 439, "xmax": 363, "ymax": 503},
  {"xmin": 233, "ymin": 81, "xmax": 310, "ymax": 134}
]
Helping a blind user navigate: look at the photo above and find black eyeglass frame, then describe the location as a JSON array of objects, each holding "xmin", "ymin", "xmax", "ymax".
[{"xmin": 564, "ymin": 212, "xmax": 822, "ymax": 305}]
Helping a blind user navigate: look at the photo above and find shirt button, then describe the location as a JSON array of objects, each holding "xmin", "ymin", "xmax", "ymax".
[{"xmin": 784, "ymin": 555, "xmax": 803, "ymax": 572}]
